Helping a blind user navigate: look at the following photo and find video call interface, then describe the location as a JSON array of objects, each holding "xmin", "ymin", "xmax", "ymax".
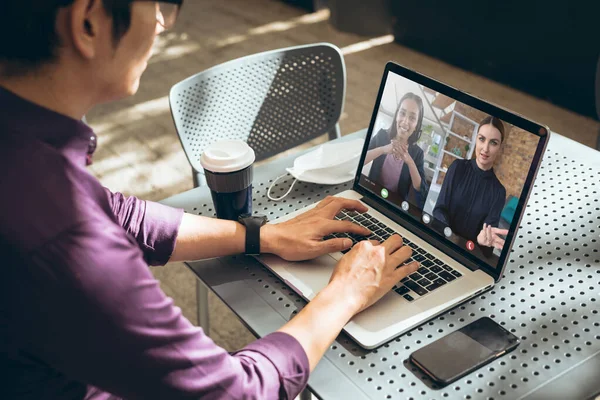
[{"xmin": 359, "ymin": 71, "xmax": 541, "ymax": 269}]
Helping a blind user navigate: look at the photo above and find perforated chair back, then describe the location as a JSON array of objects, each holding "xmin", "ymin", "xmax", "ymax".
[{"xmin": 169, "ymin": 43, "xmax": 346, "ymax": 186}]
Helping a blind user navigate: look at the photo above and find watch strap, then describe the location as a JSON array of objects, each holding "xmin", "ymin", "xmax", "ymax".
[{"xmin": 243, "ymin": 217, "xmax": 263, "ymax": 255}]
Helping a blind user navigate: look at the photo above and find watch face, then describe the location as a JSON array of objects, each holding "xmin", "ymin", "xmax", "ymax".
[
  {"xmin": 238, "ymin": 214, "xmax": 269, "ymax": 224},
  {"xmin": 256, "ymin": 214, "xmax": 269, "ymax": 224}
]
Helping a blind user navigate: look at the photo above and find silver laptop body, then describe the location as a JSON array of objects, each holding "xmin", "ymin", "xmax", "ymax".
[{"xmin": 258, "ymin": 61, "xmax": 549, "ymax": 349}]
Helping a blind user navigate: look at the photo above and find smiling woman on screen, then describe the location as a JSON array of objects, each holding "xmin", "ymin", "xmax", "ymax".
[{"xmin": 363, "ymin": 92, "xmax": 429, "ymax": 208}]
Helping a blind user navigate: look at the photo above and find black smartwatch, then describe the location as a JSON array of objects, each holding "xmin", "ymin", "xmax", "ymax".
[{"xmin": 238, "ymin": 214, "xmax": 268, "ymax": 255}]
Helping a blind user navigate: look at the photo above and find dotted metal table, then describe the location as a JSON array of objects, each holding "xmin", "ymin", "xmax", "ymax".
[{"xmin": 161, "ymin": 130, "xmax": 600, "ymax": 400}]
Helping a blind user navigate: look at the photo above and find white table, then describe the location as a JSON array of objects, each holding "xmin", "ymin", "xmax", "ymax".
[{"xmin": 162, "ymin": 130, "xmax": 599, "ymax": 399}]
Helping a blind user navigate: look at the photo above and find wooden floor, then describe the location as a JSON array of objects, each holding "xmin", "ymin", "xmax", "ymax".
[{"xmin": 86, "ymin": 0, "xmax": 600, "ymax": 352}]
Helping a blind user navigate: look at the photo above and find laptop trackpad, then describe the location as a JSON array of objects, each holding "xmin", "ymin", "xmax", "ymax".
[{"xmin": 279, "ymin": 254, "xmax": 337, "ymax": 300}]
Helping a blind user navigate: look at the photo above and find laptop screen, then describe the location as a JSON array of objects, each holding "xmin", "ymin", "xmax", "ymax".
[{"xmin": 357, "ymin": 65, "xmax": 547, "ymax": 273}]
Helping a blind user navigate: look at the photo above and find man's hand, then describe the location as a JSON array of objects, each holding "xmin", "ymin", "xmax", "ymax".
[
  {"xmin": 477, "ymin": 223, "xmax": 508, "ymax": 250},
  {"xmin": 261, "ymin": 196, "xmax": 371, "ymax": 261},
  {"xmin": 329, "ymin": 235, "xmax": 420, "ymax": 313}
]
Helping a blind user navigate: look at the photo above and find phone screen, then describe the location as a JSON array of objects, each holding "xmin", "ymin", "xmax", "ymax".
[{"xmin": 410, "ymin": 317, "xmax": 519, "ymax": 385}]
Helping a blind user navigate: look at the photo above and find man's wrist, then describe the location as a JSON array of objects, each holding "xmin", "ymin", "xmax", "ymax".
[
  {"xmin": 320, "ymin": 279, "xmax": 363, "ymax": 317},
  {"xmin": 260, "ymin": 224, "xmax": 278, "ymax": 255}
]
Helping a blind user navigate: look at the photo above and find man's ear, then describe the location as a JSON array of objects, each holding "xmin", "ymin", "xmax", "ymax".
[{"xmin": 67, "ymin": 0, "xmax": 108, "ymax": 60}]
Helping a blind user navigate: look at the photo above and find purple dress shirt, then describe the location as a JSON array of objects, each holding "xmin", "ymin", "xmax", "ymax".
[{"xmin": 0, "ymin": 87, "xmax": 309, "ymax": 400}]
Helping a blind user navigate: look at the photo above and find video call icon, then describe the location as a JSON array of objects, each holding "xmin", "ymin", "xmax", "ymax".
[
  {"xmin": 401, "ymin": 201, "xmax": 409, "ymax": 211},
  {"xmin": 381, "ymin": 188, "xmax": 389, "ymax": 198},
  {"xmin": 422, "ymin": 214, "xmax": 431, "ymax": 224}
]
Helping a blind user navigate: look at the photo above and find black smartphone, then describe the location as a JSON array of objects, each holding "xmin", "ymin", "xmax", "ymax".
[{"xmin": 409, "ymin": 317, "xmax": 520, "ymax": 386}]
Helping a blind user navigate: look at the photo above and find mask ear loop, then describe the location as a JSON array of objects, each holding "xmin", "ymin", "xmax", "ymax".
[{"xmin": 267, "ymin": 173, "xmax": 298, "ymax": 201}]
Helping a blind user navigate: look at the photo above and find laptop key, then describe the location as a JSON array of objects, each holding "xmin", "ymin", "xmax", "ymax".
[
  {"xmin": 426, "ymin": 278, "xmax": 447, "ymax": 292},
  {"xmin": 346, "ymin": 210, "xmax": 359, "ymax": 217},
  {"xmin": 403, "ymin": 294, "xmax": 414, "ymax": 302},
  {"xmin": 374, "ymin": 229, "xmax": 387, "ymax": 236},
  {"xmin": 416, "ymin": 248, "xmax": 426, "ymax": 254},
  {"xmin": 349, "ymin": 233, "xmax": 368, "ymax": 241},
  {"xmin": 404, "ymin": 280, "xmax": 428, "ymax": 296},
  {"xmin": 394, "ymin": 286, "xmax": 410, "ymax": 295},
  {"xmin": 363, "ymin": 222, "xmax": 378, "ymax": 231},
  {"xmin": 413, "ymin": 254, "xmax": 426, "ymax": 262},
  {"xmin": 424, "ymin": 253, "xmax": 436, "ymax": 260},
  {"xmin": 409, "ymin": 272, "xmax": 422, "ymax": 280},
  {"xmin": 451, "ymin": 270, "xmax": 463, "ymax": 277},
  {"xmin": 376, "ymin": 222, "xmax": 387, "ymax": 229},
  {"xmin": 434, "ymin": 259, "xmax": 444, "ymax": 265},
  {"xmin": 442, "ymin": 264, "xmax": 453, "ymax": 271},
  {"xmin": 417, "ymin": 278, "xmax": 431, "ymax": 287},
  {"xmin": 422, "ymin": 260, "xmax": 434, "ymax": 268},
  {"xmin": 439, "ymin": 271, "xmax": 456, "ymax": 282},
  {"xmin": 425, "ymin": 272, "xmax": 437, "ymax": 281},
  {"xmin": 400, "ymin": 277, "xmax": 409, "ymax": 283},
  {"xmin": 430, "ymin": 265, "xmax": 443, "ymax": 274},
  {"xmin": 385, "ymin": 227, "xmax": 395, "ymax": 234},
  {"xmin": 408, "ymin": 242, "xmax": 418, "ymax": 249}
]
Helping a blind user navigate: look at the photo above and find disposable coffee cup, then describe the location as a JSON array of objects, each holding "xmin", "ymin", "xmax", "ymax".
[{"xmin": 200, "ymin": 140, "xmax": 255, "ymax": 221}]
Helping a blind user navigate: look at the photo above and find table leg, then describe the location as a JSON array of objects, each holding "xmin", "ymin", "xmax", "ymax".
[{"xmin": 196, "ymin": 280, "xmax": 210, "ymax": 332}]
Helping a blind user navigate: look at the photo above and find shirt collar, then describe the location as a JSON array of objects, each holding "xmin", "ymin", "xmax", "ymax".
[
  {"xmin": 469, "ymin": 158, "xmax": 495, "ymax": 178},
  {"xmin": 0, "ymin": 86, "xmax": 97, "ymax": 166}
]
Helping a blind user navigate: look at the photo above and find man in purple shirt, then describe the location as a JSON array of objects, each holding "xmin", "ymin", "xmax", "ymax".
[{"xmin": 0, "ymin": 1, "xmax": 419, "ymax": 399}]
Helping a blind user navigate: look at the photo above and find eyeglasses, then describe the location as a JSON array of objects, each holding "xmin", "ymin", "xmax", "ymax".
[{"xmin": 136, "ymin": 0, "xmax": 183, "ymax": 30}]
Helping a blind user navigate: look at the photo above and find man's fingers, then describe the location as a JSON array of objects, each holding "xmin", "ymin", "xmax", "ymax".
[
  {"xmin": 394, "ymin": 261, "xmax": 420, "ymax": 280},
  {"xmin": 314, "ymin": 196, "xmax": 336, "ymax": 210},
  {"xmin": 322, "ymin": 198, "xmax": 368, "ymax": 216},
  {"xmin": 389, "ymin": 244, "xmax": 412, "ymax": 264},
  {"xmin": 380, "ymin": 234, "xmax": 404, "ymax": 254},
  {"xmin": 320, "ymin": 237, "xmax": 353, "ymax": 254},
  {"xmin": 322, "ymin": 220, "xmax": 370, "ymax": 236}
]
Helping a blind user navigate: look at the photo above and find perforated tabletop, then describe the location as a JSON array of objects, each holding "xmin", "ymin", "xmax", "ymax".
[{"xmin": 161, "ymin": 130, "xmax": 600, "ymax": 400}]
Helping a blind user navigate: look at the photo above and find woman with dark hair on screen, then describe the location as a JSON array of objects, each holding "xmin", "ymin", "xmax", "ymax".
[
  {"xmin": 433, "ymin": 116, "xmax": 509, "ymax": 251},
  {"xmin": 364, "ymin": 92, "xmax": 428, "ymax": 208}
]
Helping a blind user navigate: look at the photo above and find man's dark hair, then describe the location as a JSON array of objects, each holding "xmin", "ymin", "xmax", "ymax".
[{"xmin": 0, "ymin": 0, "xmax": 132, "ymax": 76}]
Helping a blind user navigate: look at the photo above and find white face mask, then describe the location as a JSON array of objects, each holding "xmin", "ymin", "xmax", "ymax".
[{"xmin": 267, "ymin": 139, "xmax": 364, "ymax": 201}]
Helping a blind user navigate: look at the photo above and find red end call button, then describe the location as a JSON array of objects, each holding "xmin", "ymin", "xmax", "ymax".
[{"xmin": 466, "ymin": 241, "xmax": 475, "ymax": 251}]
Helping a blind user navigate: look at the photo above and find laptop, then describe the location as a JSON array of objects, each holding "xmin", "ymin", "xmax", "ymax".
[{"xmin": 258, "ymin": 61, "xmax": 550, "ymax": 349}]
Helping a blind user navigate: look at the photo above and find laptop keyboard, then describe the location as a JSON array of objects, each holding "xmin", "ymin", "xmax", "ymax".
[{"xmin": 323, "ymin": 210, "xmax": 463, "ymax": 302}]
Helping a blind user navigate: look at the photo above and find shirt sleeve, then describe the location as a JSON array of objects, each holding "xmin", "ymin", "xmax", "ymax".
[
  {"xmin": 14, "ymin": 217, "xmax": 309, "ymax": 400},
  {"xmin": 103, "ymin": 188, "xmax": 183, "ymax": 266}
]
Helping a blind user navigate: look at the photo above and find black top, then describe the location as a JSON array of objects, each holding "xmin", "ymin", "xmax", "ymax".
[
  {"xmin": 433, "ymin": 158, "xmax": 506, "ymax": 243},
  {"xmin": 367, "ymin": 129, "xmax": 428, "ymax": 208}
]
